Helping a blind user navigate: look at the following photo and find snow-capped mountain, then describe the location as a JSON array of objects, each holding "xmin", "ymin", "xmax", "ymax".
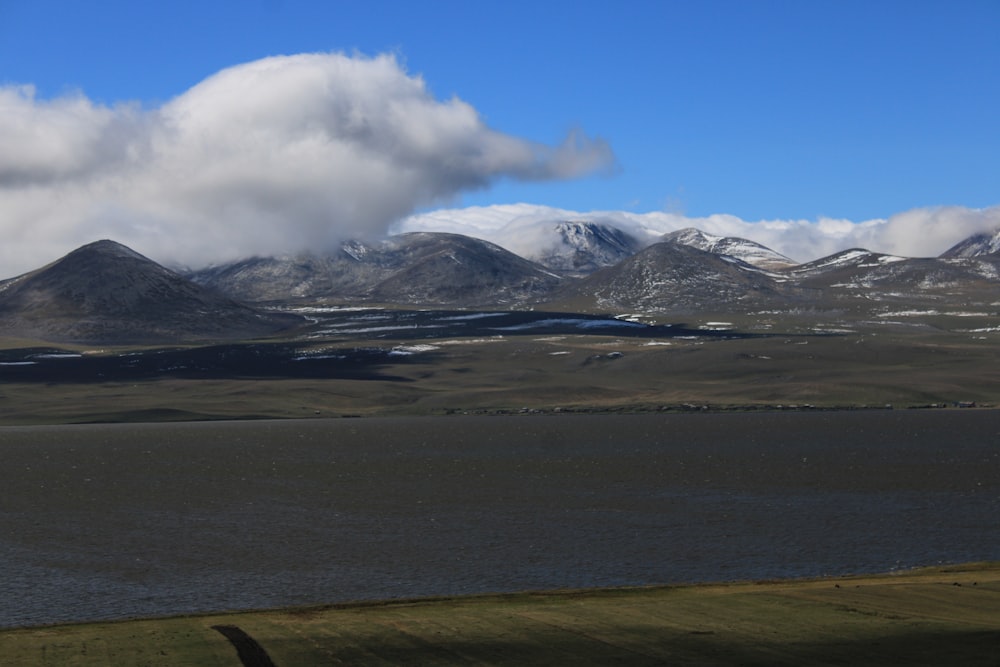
[
  {"xmin": 393, "ymin": 203, "xmax": 1000, "ymax": 271},
  {"xmin": 188, "ymin": 226, "xmax": 1000, "ymax": 314},
  {"xmin": 364, "ymin": 232, "xmax": 561, "ymax": 305},
  {"xmin": 187, "ymin": 243, "xmax": 386, "ymax": 303},
  {"xmin": 662, "ymin": 228, "xmax": 797, "ymax": 270},
  {"xmin": 940, "ymin": 228, "xmax": 1000, "ymax": 258},
  {"xmin": 527, "ymin": 221, "xmax": 644, "ymax": 276},
  {"xmin": 189, "ymin": 232, "xmax": 561, "ymax": 307},
  {"xmin": 555, "ymin": 241, "xmax": 808, "ymax": 314},
  {"xmin": 786, "ymin": 247, "xmax": 1000, "ymax": 308},
  {"xmin": 786, "ymin": 248, "xmax": 908, "ymax": 278}
]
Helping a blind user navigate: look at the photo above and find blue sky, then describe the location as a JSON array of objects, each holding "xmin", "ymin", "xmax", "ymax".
[{"xmin": 1, "ymin": 0, "xmax": 999, "ymax": 269}]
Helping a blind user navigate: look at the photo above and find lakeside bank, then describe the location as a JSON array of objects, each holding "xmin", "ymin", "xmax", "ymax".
[{"xmin": 3, "ymin": 563, "xmax": 999, "ymax": 665}]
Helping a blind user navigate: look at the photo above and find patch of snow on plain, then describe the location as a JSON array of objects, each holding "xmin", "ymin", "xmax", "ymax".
[
  {"xmin": 830, "ymin": 282, "xmax": 871, "ymax": 289},
  {"xmin": 879, "ymin": 310, "xmax": 992, "ymax": 318},
  {"xmin": 290, "ymin": 306, "xmax": 384, "ymax": 314},
  {"xmin": 436, "ymin": 337, "xmax": 506, "ymax": 345},
  {"xmin": 491, "ymin": 318, "xmax": 645, "ymax": 331},
  {"xmin": 293, "ymin": 353, "xmax": 348, "ymax": 361},
  {"xmin": 877, "ymin": 310, "xmax": 940, "ymax": 317},
  {"xmin": 330, "ymin": 324, "xmax": 445, "ymax": 334},
  {"xmin": 436, "ymin": 312, "xmax": 507, "ymax": 321},
  {"xmin": 390, "ymin": 344, "xmax": 440, "ymax": 356}
]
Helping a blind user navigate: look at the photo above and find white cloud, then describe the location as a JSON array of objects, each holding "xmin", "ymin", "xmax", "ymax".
[
  {"xmin": 395, "ymin": 204, "xmax": 1000, "ymax": 264},
  {"xmin": 0, "ymin": 52, "xmax": 614, "ymax": 276},
  {"xmin": 0, "ymin": 85, "xmax": 141, "ymax": 184},
  {"xmin": 877, "ymin": 206, "xmax": 1000, "ymax": 257},
  {"xmin": 2, "ymin": 51, "xmax": 996, "ymax": 278}
]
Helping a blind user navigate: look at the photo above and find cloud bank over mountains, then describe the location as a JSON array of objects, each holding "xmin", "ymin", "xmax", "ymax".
[
  {"xmin": 0, "ymin": 52, "xmax": 613, "ymax": 275},
  {"xmin": 1, "ymin": 50, "xmax": 997, "ymax": 277},
  {"xmin": 397, "ymin": 204, "xmax": 1000, "ymax": 265}
]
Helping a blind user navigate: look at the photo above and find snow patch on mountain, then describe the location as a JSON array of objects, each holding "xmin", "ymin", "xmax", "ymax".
[
  {"xmin": 789, "ymin": 248, "xmax": 907, "ymax": 276},
  {"xmin": 940, "ymin": 228, "xmax": 1000, "ymax": 258},
  {"xmin": 662, "ymin": 228, "xmax": 796, "ymax": 270}
]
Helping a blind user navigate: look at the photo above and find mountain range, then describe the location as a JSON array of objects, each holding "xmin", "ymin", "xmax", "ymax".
[
  {"xmin": 1, "ymin": 223, "xmax": 999, "ymax": 343},
  {"xmin": 187, "ymin": 222, "xmax": 1000, "ymax": 315}
]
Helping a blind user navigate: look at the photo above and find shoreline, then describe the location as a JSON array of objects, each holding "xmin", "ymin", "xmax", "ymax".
[
  {"xmin": 2, "ymin": 400, "xmax": 997, "ymax": 428},
  {"xmin": 4, "ymin": 562, "xmax": 998, "ymax": 665},
  {"xmin": 29, "ymin": 561, "xmax": 1000, "ymax": 630}
]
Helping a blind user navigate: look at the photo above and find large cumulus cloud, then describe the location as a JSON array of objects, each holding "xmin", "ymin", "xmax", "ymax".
[{"xmin": 0, "ymin": 52, "xmax": 614, "ymax": 275}]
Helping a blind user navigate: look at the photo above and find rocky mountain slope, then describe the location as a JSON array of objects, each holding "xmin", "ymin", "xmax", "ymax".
[
  {"xmin": 553, "ymin": 241, "xmax": 810, "ymax": 314},
  {"xmin": 0, "ymin": 240, "xmax": 300, "ymax": 343},
  {"xmin": 190, "ymin": 232, "xmax": 561, "ymax": 306},
  {"xmin": 785, "ymin": 248, "xmax": 1000, "ymax": 311},
  {"xmin": 940, "ymin": 228, "xmax": 1000, "ymax": 258},
  {"xmin": 548, "ymin": 230, "xmax": 1000, "ymax": 316}
]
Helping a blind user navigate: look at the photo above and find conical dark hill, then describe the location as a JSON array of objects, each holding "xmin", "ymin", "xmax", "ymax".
[{"xmin": 0, "ymin": 240, "xmax": 301, "ymax": 343}]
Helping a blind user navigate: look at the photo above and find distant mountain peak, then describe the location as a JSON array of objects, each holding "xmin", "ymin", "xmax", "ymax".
[
  {"xmin": 662, "ymin": 228, "xmax": 797, "ymax": 270},
  {"xmin": 522, "ymin": 219, "xmax": 642, "ymax": 276},
  {"xmin": 940, "ymin": 228, "xmax": 1000, "ymax": 258},
  {"xmin": 789, "ymin": 247, "xmax": 907, "ymax": 275},
  {"xmin": 664, "ymin": 227, "xmax": 722, "ymax": 245},
  {"xmin": 76, "ymin": 238, "xmax": 142, "ymax": 253},
  {"xmin": 0, "ymin": 240, "xmax": 299, "ymax": 343},
  {"xmin": 71, "ymin": 238, "xmax": 167, "ymax": 264}
]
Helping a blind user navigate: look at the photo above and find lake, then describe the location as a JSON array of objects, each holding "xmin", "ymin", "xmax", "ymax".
[{"xmin": 1, "ymin": 411, "xmax": 998, "ymax": 628}]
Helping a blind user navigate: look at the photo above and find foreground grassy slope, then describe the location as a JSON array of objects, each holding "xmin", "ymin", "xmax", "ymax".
[{"xmin": 3, "ymin": 564, "xmax": 999, "ymax": 666}]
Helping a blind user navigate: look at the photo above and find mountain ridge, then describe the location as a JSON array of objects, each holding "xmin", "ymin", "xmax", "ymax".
[
  {"xmin": 188, "ymin": 232, "xmax": 561, "ymax": 306},
  {"xmin": 2, "ymin": 226, "xmax": 1000, "ymax": 344}
]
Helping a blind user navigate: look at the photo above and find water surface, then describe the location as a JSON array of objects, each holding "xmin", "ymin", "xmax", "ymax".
[{"xmin": 1, "ymin": 411, "xmax": 998, "ymax": 628}]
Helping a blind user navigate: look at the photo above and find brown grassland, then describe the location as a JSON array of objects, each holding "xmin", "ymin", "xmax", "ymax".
[
  {"xmin": 1, "ymin": 563, "xmax": 998, "ymax": 665},
  {"xmin": 0, "ymin": 324, "xmax": 997, "ymax": 424}
]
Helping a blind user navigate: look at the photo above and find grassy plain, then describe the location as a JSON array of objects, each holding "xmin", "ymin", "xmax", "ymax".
[
  {"xmin": 2, "ymin": 563, "xmax": 998, "ymax": 666},
  {"xmin": 0, "ymin": 325, "xmax": 997, "ymax": 424}
]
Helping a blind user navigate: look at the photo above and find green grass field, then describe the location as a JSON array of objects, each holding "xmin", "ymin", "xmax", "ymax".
[{"xmin": 2, "ymin": 563, "xmax": 998, "ymax": 666}]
